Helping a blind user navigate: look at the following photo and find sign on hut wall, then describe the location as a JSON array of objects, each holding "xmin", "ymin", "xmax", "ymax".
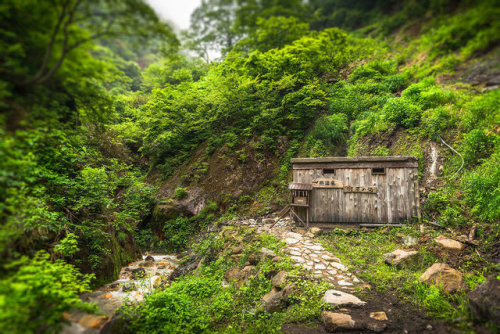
[
  {"xmin": 312, "ymin": 178, "xmax": 343, "ymax": 188},
  {"xmin": 343, "ymin": 185, "xmax": 377, "ymax": 193}
]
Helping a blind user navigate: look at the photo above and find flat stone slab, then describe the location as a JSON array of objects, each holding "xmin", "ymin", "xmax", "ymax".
[
  {"xmin": 305, "ymin": 245, "xmax": 324, "ymax": 251},
  {"xmin": 285, "ymin": 238, "xmax": 299, "ymax": 244},
  {"xmin": 291, "ymin": 256, "xmax": 305, "ymax": 263},
  {"xmin": 330, "ymin": 262, "xmax": 348, "ymax": 271},
  {"xmin": 287, "ymin": 232, "xmax": 303, "ymax": 239},
  {"xmin": 323, "ymin": 289, "xmax": 366, "ymax": 307},
  {"xmin": 435, "ymin": 235, "xmax": 465, "ymax": 251}
]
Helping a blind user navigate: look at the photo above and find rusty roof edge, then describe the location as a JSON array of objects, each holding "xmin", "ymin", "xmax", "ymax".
[{"xmin": 290, "ymin": 156, "xmax": 418, "ymax": 164}]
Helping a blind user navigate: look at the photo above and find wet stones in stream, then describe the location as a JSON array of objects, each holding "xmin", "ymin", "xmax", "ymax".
[{"xmin": 61, "ymin": 254, "xmax": 179, "ymax": 334}]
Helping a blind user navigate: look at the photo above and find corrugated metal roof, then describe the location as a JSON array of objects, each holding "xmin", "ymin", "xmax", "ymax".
[
  {"xmin": 291, "ymin": 156, "xmax": 417, "ymax": 164},
  {"xmin": 289, "ymin": 183, "xmax": 313, "ymax": 190}
]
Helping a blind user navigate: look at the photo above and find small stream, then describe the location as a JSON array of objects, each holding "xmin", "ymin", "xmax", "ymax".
[{"xmin": 61, "ymin": 254, "xmax": 179, "ymax": 334}]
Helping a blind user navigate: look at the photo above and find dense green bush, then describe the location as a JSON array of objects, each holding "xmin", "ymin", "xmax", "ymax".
[
  {"xmin": 382, "ymin": 97, "xmax": 422, "ymax": 128},
  {"xmin": 0, "ymin": 252, "xmax": 95, "ymax": 334}
]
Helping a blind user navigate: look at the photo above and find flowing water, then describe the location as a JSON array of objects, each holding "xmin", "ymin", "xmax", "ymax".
[{"xmin": 61, "ymin": 254, "xmax": 179, "ymax": 334}]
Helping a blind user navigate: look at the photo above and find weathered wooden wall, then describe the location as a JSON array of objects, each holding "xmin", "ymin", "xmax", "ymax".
[{"xmin": 292, "ymin": 167, "xmax": 419, "ymax": 223}]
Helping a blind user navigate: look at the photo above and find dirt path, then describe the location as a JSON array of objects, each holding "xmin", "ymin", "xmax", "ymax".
[{"xmin": 225, "ymin": 217, "xmax": 457, "ymax": 334}]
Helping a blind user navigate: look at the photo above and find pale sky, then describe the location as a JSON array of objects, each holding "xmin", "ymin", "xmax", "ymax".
[{"xmin": 146, "ymin": 0, "xmax": 202, "ymax": 31}]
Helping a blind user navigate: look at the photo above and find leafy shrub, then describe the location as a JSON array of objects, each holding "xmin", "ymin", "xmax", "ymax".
[
  {"xmin": 382, "ymin": 97, "xmax": 422, "ymax": 128},
  {"xmin": 421, "ymin": 106, "xmax": 454, "ymax": 137},
  {"xmin": 0, "ymin": 251, "xmax": 95, "ymax": 334},
  {"xmin": 460, "ymin": 89, "xmax": 499, "ymax": 131},
  {"xmin": 461, "ymin": 129, "xmax": 496, "ymax": 166},
  {"xmin": 383, "ymin": 73, "xmax": 410, "ymax": 93},
  {"xmin": 54, "ymin": 233, "xmax": 80, "ymax": 258},
  {"xmin": 463, "ymin": 152, "xmax": 500, "ymax": 222},
  {"xmin": 174, "ymin": 187, "xmax": 188, "ymax": 200},
  {"xmin": 309, "ymin": 114, "xmax": 348, "ymax": 145}
]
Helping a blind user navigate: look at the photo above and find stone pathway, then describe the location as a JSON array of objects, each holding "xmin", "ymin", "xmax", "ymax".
[{"xmin": 224, "ymin": 217, "xmax": 365, "ymax": 291}]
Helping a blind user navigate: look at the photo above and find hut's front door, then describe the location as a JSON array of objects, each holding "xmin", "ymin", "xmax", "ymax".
[
  {"xmin": 311, "ymin": 187, "xmax": 344, "ymax": 223},
  {"xmin": 309, "ymin": 177, "xmax": 344, "ymax": 223}
]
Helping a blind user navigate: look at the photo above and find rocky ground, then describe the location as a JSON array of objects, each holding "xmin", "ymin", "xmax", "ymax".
[
  {"xmin": 222, "ymin": 217, "xmax": 494, "ymax": 333},
  {"xmin": 61, "ymin": 255, "xmax": 179, "ymax": 334}
]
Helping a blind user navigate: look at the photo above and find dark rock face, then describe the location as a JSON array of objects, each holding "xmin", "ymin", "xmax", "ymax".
[{"xmin": 468, "ymin": 277, "xmax": 500, "ymax": 326}]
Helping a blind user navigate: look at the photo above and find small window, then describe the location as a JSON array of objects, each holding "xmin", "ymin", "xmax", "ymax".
[
  {"xmin": 323, "ymin": 168, "xmax": 335, "ymax": 175},
  {"xmin": 372, "ymin": 167, "xmax": 385, "ymax": 175}
]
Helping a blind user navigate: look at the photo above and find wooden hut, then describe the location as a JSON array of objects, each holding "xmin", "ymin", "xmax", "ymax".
[{"xmin": 288, "ymin": 156, "xmax": 420, "ymax": 226}]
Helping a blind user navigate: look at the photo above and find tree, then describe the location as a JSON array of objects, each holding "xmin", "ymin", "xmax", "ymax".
[{"xmin": 0, "ymin": 0, "xmax": 178, "ymax": 89}]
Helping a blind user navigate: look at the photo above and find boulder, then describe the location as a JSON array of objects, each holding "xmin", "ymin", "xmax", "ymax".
[
  {"xmin": 121, "ymin": 282, "xmax": 137, "ymax": 292},
  {"xmin": 468, "ymin": 277, "xmax": 500, "ymax": 325},
  {"xmin": 260, "ymin": 247, "xmax": 276, "ymax": 260},
  {"xmin": 262, "ymin": 288, "xmax": 284, "ymax": 313},
  {"xmin": 130, "ymin": 267, "xmax": 146, "ymax": 279},
  {"xmin": 271, "ymin": 271, "xmax": 288, "ymax": 288},
  {"xmin": 144, "ymin": 255, "xmax": 154, "ymax": 262},
  {"xmin": 231, "ymin": 246, "xmax": 243, "ymax": 255},
  {"xmin": 79, "ymin": 315, "xmax": 108, "ymax": 329},
  {"xmin": 321, "ymin": 312, "xmax": 356, "ymax": 332},
  {"xmin": 383, "ymin": 249, "xmax": 419, "ymax": 267},
  {"xmin": 419, "ymin": 263, "xmax": 464, "ymax": 293},
  {"xmin": 282, "ymin": 283, "xmax": 297, "ymax": 302},
  {"xmin": 323, "ymin": 290, "xmax": 366, "ymax": 307},
  {"xmin": 435, "ymin": 235, "xmax": 465, "ymax": 251},
  {"xmin": 247, "ymin": 253, "xmax": 260, "ymax": 265}
]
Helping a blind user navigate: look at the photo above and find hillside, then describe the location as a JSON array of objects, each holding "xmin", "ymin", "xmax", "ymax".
[{"xmin": 0, "ymin": 0, "xmax": 499, "ymax": 333}]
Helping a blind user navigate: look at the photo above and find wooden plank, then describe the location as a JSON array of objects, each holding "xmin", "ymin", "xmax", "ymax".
[
  {"xmin": 293, "ymin": 161, "xmax": 418, "ymax": 169},
  {"xmin": 386, "ymin": 168, "xmax": 393, "ymax": 223},
  {"xmin": 336, "ymin": 169, "xmax": 344, "ymax": 223},
  {"xmin": 291, "ymin": 156, "xmax": 418, "ymax": 163},
  {"xmin": 353, "ymin": 171, "xmax": 360, "ymax": 223}
]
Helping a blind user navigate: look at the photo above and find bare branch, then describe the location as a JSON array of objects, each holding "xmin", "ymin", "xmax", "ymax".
[
  {"xmin": 32, "ymin": 0, "xmax": 82, "ymax": 86},
  {"xmin": 22, "ymin": 0, "xmax": 71, "ymax": 85}
]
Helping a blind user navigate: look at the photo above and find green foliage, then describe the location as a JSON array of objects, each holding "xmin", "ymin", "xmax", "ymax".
[
  {"xmin": 174, "ymin": 187, "xmax": 188, "ymax": 200},
  {"xmin": 54, "ymin": 233, "xmax": 80, "ymax": 258},
  {"xmin": 319, "ymin": 228, "xmax": 482, "ymax": 325},
  {"xmin": 382, "ymin": 97, "xmax": 422, "ymax": 128},
  {"xmin": 463, "ymin": 152, "xmax": 500, "ymax": 223},
  {"xmin": 0, "ymin": 251, "xmax": 95, "ymax": 334},
  {"xmin": 122, "ymin": 229, "xmax": 328, "ymax": 333}
]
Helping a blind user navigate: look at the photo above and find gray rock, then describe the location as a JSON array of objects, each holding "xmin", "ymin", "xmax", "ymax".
[
  {"xmin": 282, "ymin": 283, "xmax": 297, "ymax": 302},
  {"xmin": 287, "ymin": 232, "xmax": 303, "ymax": 239},
  {"xmin": 262, "ymin": 288, "xmax": 284, "ymax": 313},
  {"xmin": 323, "ymin": 289, "xmax": 366, "ymax": 307},
  {"xmin": 130, "ymin": 267, "xmax": 146, "ymax": 279},
  {"xmin": 338, "ymin": 280, "xmax": 353, "ymax": 286},
  {"xmin": 383, "ymin": 249, "xmax": 419, "ymax": 267},
  {"xmin": 306, "ymin": 245, "xmax": 324, "ymax": 251},
  {"xmin": 260, "ymin": 247, "xmax": 276, "ymax": 259},
  {"xmin": 291, "ymin": 256, "xmax": 305, "ymax": 263},
  {"xmin": 468, "ymin": 277, "xmax": 500, "ymax": 325},
  {"xmin": 271, "ymin": 271, "xmax": 288, "ymax": 288},
  {"xmin": 121, "ymin": 282, "xmax": 137, "ymax": 292},
  {"xmin": 330, "ymin": 262, "xmax": 348, "ymax": 271}
]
